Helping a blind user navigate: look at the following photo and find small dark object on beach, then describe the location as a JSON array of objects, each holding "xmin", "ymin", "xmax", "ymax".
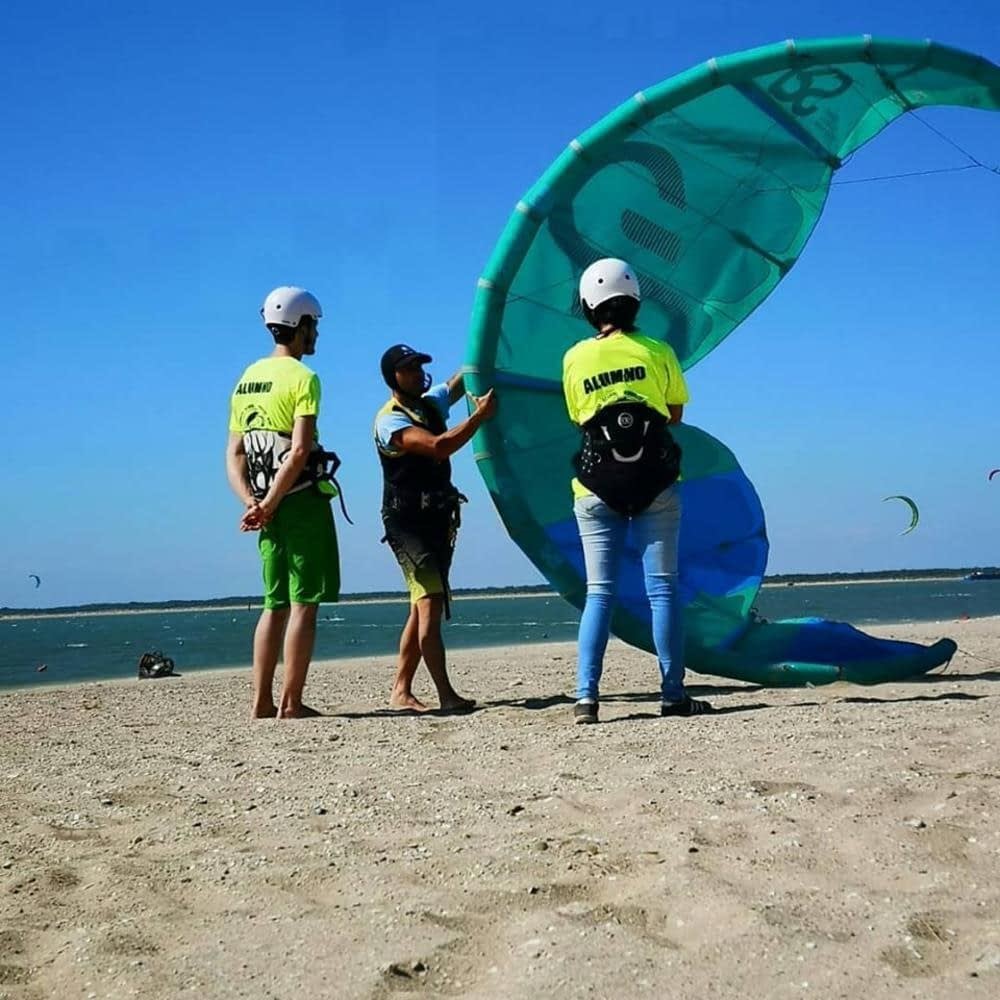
[{"xmin": 138, "ymin": 650, "xmax": 176, "ymax": 679}]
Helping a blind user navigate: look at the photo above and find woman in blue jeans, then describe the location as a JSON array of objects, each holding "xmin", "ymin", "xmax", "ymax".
[{"xmin": 562, "ymin": 258, "xmax": 713, "ymax": 724}]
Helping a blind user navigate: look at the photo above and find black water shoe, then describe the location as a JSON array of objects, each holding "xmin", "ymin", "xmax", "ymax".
[{"xmin": 660, "ymin": 696, "xmax": 714, "ymax": 717}]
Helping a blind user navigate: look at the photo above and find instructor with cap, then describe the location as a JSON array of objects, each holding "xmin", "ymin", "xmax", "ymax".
[
  {"xmin": 226, "ymin": 286, "xmax": 341, "ymax": 720},
  {"xmin": 374, "ymin": 345, "xmax": 496, "ymax": 712}
]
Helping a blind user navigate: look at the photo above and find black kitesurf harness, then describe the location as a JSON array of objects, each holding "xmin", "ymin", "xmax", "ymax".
[
  {"xmin": 244, "ymin": 431, "xmax": 352, "ymax": 523},
  {"xmin": 574, "ymin": 401, "xmax": 681, "ymax": 515},
  {"xmin": 310, "ymin": 449, "xmax": 353, "ymax": 524},
  {"xmin": 376, "ymin": 393, "xmax": 467, "ymax": 617}
]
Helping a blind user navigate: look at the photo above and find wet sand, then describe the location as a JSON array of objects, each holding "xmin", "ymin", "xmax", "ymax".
[{"xmin": 2, "ymin": 617, "xmax": 999, "ymax": 998}]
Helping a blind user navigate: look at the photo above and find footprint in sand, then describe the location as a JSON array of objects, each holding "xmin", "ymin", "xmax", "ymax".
[
  {"xmin": 880, "ymin": 911, "xmax": 955, "ymax": 978},
  {"xmin": 0, "ymin": 963, "xmax": 33, "ymax": 985},
  {"xmin": 46, "ymin": 866, "xmax": 81, "ymax": 889},
  {"xmin": 100, "ymin": 928, "xmax": 160, "ymax": 958}
]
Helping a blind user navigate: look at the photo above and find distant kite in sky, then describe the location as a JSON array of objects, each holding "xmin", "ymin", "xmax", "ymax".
[
  {"xmin": 28, "ymin": 574, "xmax": 40, "ymax": 588},
  {"xmin": 989, "ymin": 469, "xmax": 1000, "ymax": 482},
  {"xmin": 882, "ymin": 495, "xmax": 920, "ymax": 535}
]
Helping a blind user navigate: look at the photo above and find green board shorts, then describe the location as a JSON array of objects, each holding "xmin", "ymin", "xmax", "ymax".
[{"xmin": 259, "ymin": 487, "xmax": 341, "ymax": 609}]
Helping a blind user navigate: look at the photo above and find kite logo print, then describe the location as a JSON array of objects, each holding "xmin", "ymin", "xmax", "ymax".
[
  {"xmin": 611, "ymin": 143, "xmax": 692, "ymax": 352},
  {"xmin": 767, "ymin": 66, "xmax": 853, "ymax": 117},
  {"xmin": 548, "ymin": 140, "xmax": 692, "ymax": 351},
  {"xmin": 237, "ymin": 400, "xmax": 275, "ymax": 432}
]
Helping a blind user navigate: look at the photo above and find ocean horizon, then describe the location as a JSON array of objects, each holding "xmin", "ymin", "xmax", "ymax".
[
  {"xmin": 3, "ymin": 578, "xmax": 999, "ymax": 692},
  {"xmin": 4, "ymin": 569, "xmax": 996, "ymax": 619}
]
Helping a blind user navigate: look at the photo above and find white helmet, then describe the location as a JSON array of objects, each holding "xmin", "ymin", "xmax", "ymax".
[
  {"xmin": 260, "ymin": 286, "xmax": 323, "ymax": 329},
  {"xmin": 578, "ymin": 258, "xmax": 641, "ymax": 311}
]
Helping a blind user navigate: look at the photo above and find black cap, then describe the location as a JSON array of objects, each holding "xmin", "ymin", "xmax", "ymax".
[{"xmin": 380, "ymin": 344, "xmax": 432, "ymax": 388}]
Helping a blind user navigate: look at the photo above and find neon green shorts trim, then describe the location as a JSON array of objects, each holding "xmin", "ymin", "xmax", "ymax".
[
  {"xmin": 259, "ymin": 488, "xmax": 341, "ymax": 609},
  {"xmin": 399, "ymin": 558, "xmax": 445, "ymax": 604}
]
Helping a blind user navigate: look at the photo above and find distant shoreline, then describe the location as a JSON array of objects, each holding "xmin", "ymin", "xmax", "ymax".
[
  {"xmin": 1, "ymin": 573, "xmax": 982, "ymax": 622},
  {"xmin": 759, "ymin": 574, "xmax": 966, "ymax": 589},
  {"xmin": 0, "ymin": 590, "xmax": 554, "ymax": 622}
]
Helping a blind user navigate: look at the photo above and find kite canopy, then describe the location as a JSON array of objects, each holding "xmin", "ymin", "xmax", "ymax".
[
  {"xmin": 465, "ymin": 36, "xmax": 994, "ymax": 685},
  {"xmin": 882, "ymin": 494, "xmax": 920, "ymax": 535}
]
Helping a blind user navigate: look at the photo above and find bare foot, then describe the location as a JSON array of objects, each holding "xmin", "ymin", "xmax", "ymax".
[
  {"xmin": 438, "ymin": 694, "xmax": 476, "ymax": 714},
  {"xmin": 251, "ymin": 704, "xmax": 278, "ymax": 719},
  {"xmin": 278, "ymin": 703, "xmax": 323, "ymax": 719},
  {"xmin": 388, "ymin": 692, "xmax": 432, "ymax": 713}
]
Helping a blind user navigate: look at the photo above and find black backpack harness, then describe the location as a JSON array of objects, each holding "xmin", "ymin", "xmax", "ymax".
[{"xmin": 574, "ymin": 401, "xmax": 682, "ymax": 516}]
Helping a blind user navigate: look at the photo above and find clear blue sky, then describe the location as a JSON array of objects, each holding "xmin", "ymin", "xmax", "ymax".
[{"xmin": 2, "ymin": 0, "xmax": 998, "ymax": 608}]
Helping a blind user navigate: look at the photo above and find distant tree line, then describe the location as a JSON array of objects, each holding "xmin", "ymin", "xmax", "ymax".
[{"xmin": 762, "ymin": 567, "xmax": 984, "ymax": 585}]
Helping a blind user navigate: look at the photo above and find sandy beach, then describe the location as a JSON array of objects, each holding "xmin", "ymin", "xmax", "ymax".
[{"xmin": 2, "ymin": 617, "xmax": 999, "ymax": 999}]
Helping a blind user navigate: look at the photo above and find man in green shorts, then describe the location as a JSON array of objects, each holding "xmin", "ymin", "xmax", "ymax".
[
  {"xmin": 374, "ymin": 344, "xmax": 496, "ymax": 712},
  {"xmin": 226, "ymin": 286, "xmax": 341, "ymax": 719}
]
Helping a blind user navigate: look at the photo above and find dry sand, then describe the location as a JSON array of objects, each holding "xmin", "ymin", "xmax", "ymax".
[{"xmin": 2, "ymin": 617, "xmax": 999, "ymax": 999}]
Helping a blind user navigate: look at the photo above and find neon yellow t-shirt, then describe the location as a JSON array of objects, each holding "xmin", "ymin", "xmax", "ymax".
[
  {"xmin": 562, "ymin": 331, "xmax": 688, "ymax": 499},
  {"xmin": 229, "ymin": 356, "xmax": 321, "ymax": 434},
  {"xmin": 562, "ymin": 331, "xmax": 688, "ymax": 426},
  {"xmin": 229, "ymin": 356, "xmax": 325, "ymax": 501}
]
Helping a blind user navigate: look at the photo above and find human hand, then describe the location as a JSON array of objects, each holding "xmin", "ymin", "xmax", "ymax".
[
  {"xmin": 240, "ymin": 502, "xmax": 262, "ymax": 532},
  {"xmin": 240, "ymin": 499, "xmax": 274, "ymax": 532},
  {"xmin": 469, "ymin": 388, "xmax": 497, "ymax": 422}
]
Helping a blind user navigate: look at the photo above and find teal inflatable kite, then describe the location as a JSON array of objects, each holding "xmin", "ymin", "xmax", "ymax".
[
  {"xmin": 882, "ymin": 495, "xmax": 920, "ymax": 535},
  {"xmin": 465, "ymin": 36, "xmax": 1000, "ymax": 685}
]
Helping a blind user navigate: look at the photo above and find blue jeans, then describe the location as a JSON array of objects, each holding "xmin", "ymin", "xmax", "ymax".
[{"xmin": 574, "ymin": 486, "xmax": 684, "ymax": 702}]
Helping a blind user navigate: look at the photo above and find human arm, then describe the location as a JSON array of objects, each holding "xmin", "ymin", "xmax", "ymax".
[
  {"xmin": 241, "ymin": 415, "xmax": 317, "ymax": 530},
  {"xmin": 446, "ymin": 371, "xmax": 465, "ymax": 406},
  {"xmin": 660, "ymin": 341, "xmax": 688, "ymax": 426},
  {"xmin": 225, "ymin": 433, "xmax": 256, "ymax": 507},
  {"xmin": 562, "ymin": 350, "xmax": 580, "ymax": 426},
  {"xmin": 394, "ymin": 389, "xmax": 496, "ymax": 461}
]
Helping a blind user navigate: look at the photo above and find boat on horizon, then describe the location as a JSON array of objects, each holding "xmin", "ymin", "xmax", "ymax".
[{"xmin": 964, "ymin": 569, "xmax": 1000, "ymax": 581}]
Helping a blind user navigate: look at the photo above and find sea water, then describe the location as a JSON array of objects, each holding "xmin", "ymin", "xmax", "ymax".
[{"xmin": 2, "ymin": 579, "xmax": 998, "ymax": 690}]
